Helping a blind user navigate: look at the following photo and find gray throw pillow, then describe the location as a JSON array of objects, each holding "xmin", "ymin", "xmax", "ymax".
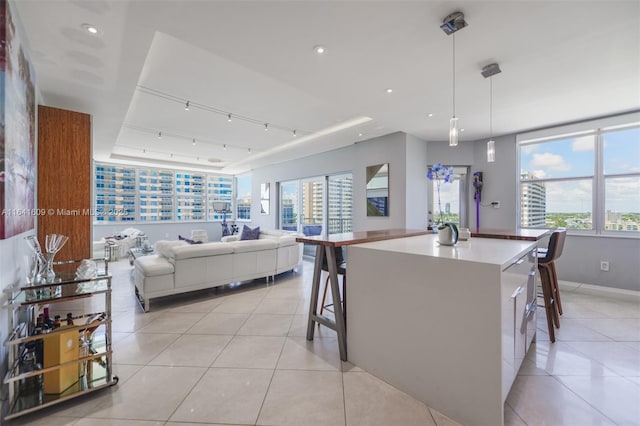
[{"xmin": 240, "ymin": 225, "xmax": 260, "ymax": 240}]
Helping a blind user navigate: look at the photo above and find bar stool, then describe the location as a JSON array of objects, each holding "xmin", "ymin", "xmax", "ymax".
[
  {"xmin": 319, "ymin": 247, "xmax": 346, "ymax": 319},
  {"xmin": 538, "ymin": 228, "xmax": 566, "ymax": 342}
]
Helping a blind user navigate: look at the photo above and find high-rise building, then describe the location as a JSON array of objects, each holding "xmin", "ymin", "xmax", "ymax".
[
  {"xmin": 328, "ymin": 176, "xmax": 353, "ymax": 233},
  {"xmin": 520, "ymin": 172, "xmax": 546, "ymax": 227}
]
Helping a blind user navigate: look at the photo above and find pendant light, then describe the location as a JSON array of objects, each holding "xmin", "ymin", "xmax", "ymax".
[
  {"xmin": 481, "ymin": 63, "xmax": 501, "ymax": 162},
  {"xmin": 440, "ymin": 12, "xmax": 467, "ymax": 147}
]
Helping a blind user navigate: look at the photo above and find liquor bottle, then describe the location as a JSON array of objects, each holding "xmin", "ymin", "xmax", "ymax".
[
  {"xmin": 53, "ymin": 315, "xmax": 61, "ymax": 329},
  {"xmin": 66, "ymin": 313, "xmax": 74, "ymax": 326}
]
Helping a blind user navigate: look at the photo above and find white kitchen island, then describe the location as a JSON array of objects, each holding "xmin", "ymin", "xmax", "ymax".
[{"xmin": 347, "ymin": 233, "xmax": 538, "ymax": 426}]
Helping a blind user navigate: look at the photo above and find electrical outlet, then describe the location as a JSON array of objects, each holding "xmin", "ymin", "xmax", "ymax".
[
  {"xmin": 600, "ymin": 261, "xmax": 610, "ymax": 271},
  {"xmin": 491, "ymin": 201, "xmax": 500, "ymax": 209}
]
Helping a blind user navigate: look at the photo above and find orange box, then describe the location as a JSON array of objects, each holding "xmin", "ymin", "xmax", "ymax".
[{"xmin": 43, "ymin": 328, "xmax": 79, "ymax": 394}]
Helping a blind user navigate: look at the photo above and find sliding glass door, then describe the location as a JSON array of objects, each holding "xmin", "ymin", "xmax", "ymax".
[{"xmin": 279, "ymin": 173, "xmax": 353, "ymax": 236}]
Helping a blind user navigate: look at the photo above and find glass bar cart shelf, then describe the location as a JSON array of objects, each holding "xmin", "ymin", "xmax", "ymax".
[{"xmin": 2, "ymin": 259, "xmax": 118, "ymax": 421}]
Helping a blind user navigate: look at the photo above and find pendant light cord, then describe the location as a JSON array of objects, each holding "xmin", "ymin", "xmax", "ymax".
[
  {"xmin": 489, "ymin": 76, "xmax": 493, "ymax": 139},
  {"xmin": 452, "ymin": 33, "xmax": 456, "ymax": 117}
]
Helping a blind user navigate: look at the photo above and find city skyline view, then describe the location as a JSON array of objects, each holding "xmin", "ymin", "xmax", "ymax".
[{"xmin": 520, "ymin": 127, "xmax": 640, "ymax": 213}]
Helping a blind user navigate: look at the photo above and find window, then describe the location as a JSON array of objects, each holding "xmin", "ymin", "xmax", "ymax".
[
  {"xmin": 236, "ymin": 174, "xmax": 252, "ymax": 221},
  {"xmin": 94, "ymin": 165, "xmax": 136, "ymax": 222},
  {"xmin": 138, "ymin": 168, "xmax": 174, "ymax": 221},
  {"xmin": 603, "ymin": 127, "xmax": 640, "ymax": 231},
  {"xmin": 428, "ymin": 166, "xmax": 468, "ymax": 227},
  {"xmin": 95, "ymin": 163, "xmax": 237, "ymax": 223},
  {"xmin": 207, "ymin": 175, "xmax": 233, "ymax": 221},
  {"xmin": 518, "ymin": 114, "xmax": 640, "ymax": 234},
  {"xmin": 520, "ymin": 136, "xmax": 594, "ymax": 229},
  {"xmin": 175, "ymin": 172, "xmax": 205, "ymax": 221}
]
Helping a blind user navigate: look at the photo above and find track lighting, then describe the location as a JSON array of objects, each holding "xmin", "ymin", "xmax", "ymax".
[
  {"xmin": 293, "ymin": 130, "xmax": 297, "ymax": 137},
  {"xmin": 192, "ymin": 138, "xmax": 196, "ymax": 146},
  {"xmin": 158, "ymin": 131, "xmax": 162, "ymax": 139},
  {"xmin": 136, "ymin": 86, "xmax": 305, "ymax": 138},
  {"xmin": 223, "ymin": 144, "xmax": 226, "ymax": 150},
  {"xmin": 248, "ymin": 148, "xmax": 252, "ymax": 153}
]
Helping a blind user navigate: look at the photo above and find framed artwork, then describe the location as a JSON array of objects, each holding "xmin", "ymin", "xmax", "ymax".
[{"xmin": 0, "ymin": 0, "xmax": 36, "ymax": 239}]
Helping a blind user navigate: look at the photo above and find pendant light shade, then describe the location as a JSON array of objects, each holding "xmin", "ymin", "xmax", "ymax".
[
  {"xmin": 449, "ymin": 117, "xmax": 459, "ymax": 147},
  {"xmin": 487, "ymin": 139, "xmax": 495, "ymax": 162}
]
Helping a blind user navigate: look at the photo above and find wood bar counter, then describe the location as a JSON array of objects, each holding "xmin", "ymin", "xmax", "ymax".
[
  {"xmin": 472, "ymin": 228, "xmax": 551, "ymax": 241},
  {"xmin": 297, "ymin": 229, "xmax": 429, "ymax": 361}
]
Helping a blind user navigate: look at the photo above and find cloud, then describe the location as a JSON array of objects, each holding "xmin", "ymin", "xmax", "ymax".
[
  {"xmin": 531, "ymin": 169, "xmax": 547, "ymax": 179},
  {"xmin": 530, "ymin": 152, "xmax": 571, "ymax": 172},
  {"xmin": 572, "ymin": 136, "xmax": 594, "ymax": 152},
  {"xmin": 521, "ymin": 144, "xmax": 538, "ymax": 155}
]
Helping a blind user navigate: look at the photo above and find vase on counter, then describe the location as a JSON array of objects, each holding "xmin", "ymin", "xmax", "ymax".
[{"xmin": 437, "ymin": 223, "xmax": 459, "ymax": 246}]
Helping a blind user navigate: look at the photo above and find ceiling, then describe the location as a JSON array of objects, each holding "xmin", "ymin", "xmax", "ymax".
[{"xmin": 14, "ymin": 1, "xmax": 640, "ymax": 175}]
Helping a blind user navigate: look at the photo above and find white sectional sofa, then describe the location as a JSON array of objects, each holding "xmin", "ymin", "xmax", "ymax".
[{"xmin": 133, "ymin": 230, "xmax": 303, "ymax": 311}]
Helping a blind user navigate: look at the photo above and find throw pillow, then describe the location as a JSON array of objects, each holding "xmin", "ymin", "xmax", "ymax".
[
  {"xmin": 178, "ymin": 235, "xmax": 203, "ymax": 244},
  {"xmin": 240, "ymin": 225, "xmax": 260, "ymax": 241}
]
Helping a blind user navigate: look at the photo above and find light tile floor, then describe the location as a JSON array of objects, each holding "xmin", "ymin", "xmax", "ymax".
[{"xmin": 11, "ymin": 259, "xmax": 640, "ymax": 426}]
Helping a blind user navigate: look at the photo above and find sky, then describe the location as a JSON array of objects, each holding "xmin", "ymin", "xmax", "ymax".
[{"xmin": 520, "ymin": 127, "xmax": 640, "ymax": 213}]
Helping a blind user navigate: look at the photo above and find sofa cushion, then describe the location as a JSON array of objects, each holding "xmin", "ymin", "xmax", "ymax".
[
  {"xmin": 275, "ymin": 235, "xmax": 298, "ymax": 247},
  {"xmin": 155, "ymin": 240, "xmax": 188, "ymax": 258},
  {"xmin": 240, "ymin": 225, "xmax": 260, "ymax": 240},
  {"xmin": 228, "ymin": 239, "xmax": 278, "ymax": 253},
  {"xmin": 135, "ymin": 255, "xmax": 174, "ymax": 277},
  {"xmin": 172, "ymin": 242, "xmax": 234, "ymax": 260}
]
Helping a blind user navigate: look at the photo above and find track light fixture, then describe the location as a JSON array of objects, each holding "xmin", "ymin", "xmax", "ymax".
[
  {"xmin": 158, "ymin": 131, "xmax": 162, "ymax": 139},
  {"xmin": 293, "ymin": 129, "xmax": 297, "ymax": 137},
  {"xmin": 223, "ymin": 144, "xmax": 227, "ymax": 150},
  {"xmin": 192, "ymin": 138, "xmax": 196, "ymax": 146},
  {"xmin": 248, "ymin": 148, "xmax": 252, "ymax": 154},
  {"xmin": 136, "ymin": 86, "xmax": 306, "ymax": 138}
]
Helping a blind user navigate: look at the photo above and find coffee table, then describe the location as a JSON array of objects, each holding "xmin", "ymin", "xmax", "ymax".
[{"xmin": 128, "ymin": 247, "xmax": 155, "ymax": 266}]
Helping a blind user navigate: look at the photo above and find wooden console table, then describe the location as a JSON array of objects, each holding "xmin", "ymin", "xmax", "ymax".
[{"xmin": 296, "ymin": 229, "xmax": 429, "ymax": 361}]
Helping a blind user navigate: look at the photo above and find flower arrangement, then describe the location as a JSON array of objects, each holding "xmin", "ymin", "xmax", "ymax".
[{"xmin": 427, "ymin": 163, "xmax": 454, "ymax": 228}]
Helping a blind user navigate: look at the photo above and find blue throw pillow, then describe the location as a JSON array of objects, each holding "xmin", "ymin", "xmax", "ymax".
[{"xmin": 240, "ymin": 225, "xmax": 260, "ymax": 240}]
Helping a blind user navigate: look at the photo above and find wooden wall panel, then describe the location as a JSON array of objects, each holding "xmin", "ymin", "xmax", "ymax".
[{"xmin": 37, "ymin": 105, "xmax": 91, "ymax": 261}]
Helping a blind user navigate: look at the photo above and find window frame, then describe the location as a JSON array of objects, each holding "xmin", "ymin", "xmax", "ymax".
[{"xmin": 517, "ymin": 112, "xmax": 640, "ymax": 236}]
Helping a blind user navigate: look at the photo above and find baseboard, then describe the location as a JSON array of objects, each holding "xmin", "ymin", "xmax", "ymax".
[{"xmin": 559, "ymin": 280, "xmax": 640, "ymax": 302}]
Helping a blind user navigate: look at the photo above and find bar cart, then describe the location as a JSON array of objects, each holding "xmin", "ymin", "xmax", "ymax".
[{"xmin": 2, "ymin": 259, "xmax": 118, "ymax": 421}]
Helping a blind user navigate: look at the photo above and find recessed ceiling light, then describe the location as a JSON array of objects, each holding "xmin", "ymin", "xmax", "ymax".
[
  {"xmin": 460, "ymin": 128, "xmax": 465, "ymax": 132},
  {"xmin": 313, "ymin": 45, "xmax": 326, "ymax": 54},
  {"xmin": 385, "ymin": 88, "xmax": 393, "ymax": 94},
  {"xmin": 208, "ymin": 158, "xmax": 223, "ymax": 163},
  {"xmin": 358, "ymin": 133, "xmax": 363, "ymax": 137},
  {"xmin": 81, "ymin": 23, "xmax": 100, "ymax": 35},
  {"xmin": 427, "ymin": 113, "xmax": 434, "ymax": 117}
]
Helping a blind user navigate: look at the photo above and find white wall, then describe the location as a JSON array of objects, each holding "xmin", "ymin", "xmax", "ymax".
[
  {"xmin": 251, "ymin": 132, "xmax": 416, "ymax": 233},
  {"xmin": 405, "ymin": 134, "xmax": 429, "ymax": 229}
]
